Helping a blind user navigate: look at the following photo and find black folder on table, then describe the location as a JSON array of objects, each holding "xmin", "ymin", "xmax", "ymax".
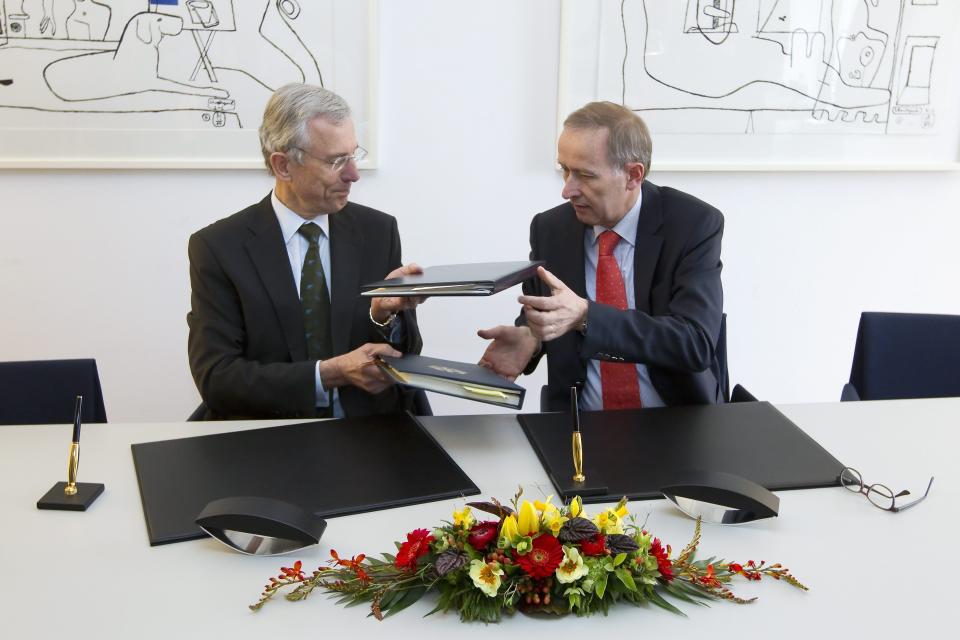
[
  {"xmin": 377, "ymin": 354, "xmax": 525, "ymax": 409},
  {"xmin": 519, "ymin": 402, "xmax": 844, "ymax": 503},
  {"xmin": 132, "ymin": 413, "xmax": 479, "ymax": 546},
  {"xmin": 360, "ymin": 260, "xmax": 544, "ymax": 297}
]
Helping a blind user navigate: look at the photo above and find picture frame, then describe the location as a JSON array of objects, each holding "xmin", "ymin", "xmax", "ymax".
[
  {"xmin": 0, "ymin": 0, "xmax": 378, "ymax": 169},
  {"xmin": 559, "ymin": 0, "xmax": 960, "ymax": 171}
]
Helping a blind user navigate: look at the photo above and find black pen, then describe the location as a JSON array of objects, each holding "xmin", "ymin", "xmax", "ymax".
[{"xmin": 65, "ymin": 395, "xmax": 82, "ymax": 496}]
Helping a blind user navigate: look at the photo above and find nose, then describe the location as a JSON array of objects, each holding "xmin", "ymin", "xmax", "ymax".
[
  {"xmin": 561, "ymin": 175, "xmax": 580, "ymax": 200},
  {"xmin": 340, "ymin": 158, "xmax": 360, "ymax": 183}
]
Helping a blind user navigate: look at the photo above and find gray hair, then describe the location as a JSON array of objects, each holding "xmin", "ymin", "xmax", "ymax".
[
  {"xmin": 563, "ymin": 102, "xmax": 652, "ymax": 175},
  {"xmin": 259, "ymin": 83, "xmax": 352, "ymax": 175}
]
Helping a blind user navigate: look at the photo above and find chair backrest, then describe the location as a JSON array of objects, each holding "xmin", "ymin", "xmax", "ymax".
[
  {"xmin": 847, "ymin": 312, "xmax": 960, "ymax": 401},
  {"xmin": 0, "ymin": 359, "xmax": 107, "ymax": 425}
]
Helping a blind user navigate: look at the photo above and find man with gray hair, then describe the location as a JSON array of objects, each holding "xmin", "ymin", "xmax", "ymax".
[
  {"xmin": 479, "ymin": 102, "xmax": 724, "ymax": 411},
  {"xmin": 187, "ymin": 83, "xmax": 424, "ymax": 419}
]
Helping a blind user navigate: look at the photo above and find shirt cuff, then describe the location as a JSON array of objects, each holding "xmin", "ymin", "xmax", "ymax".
[{"xmin": 315, "ymin": 360, "xmax": 331, "ymax": 407}]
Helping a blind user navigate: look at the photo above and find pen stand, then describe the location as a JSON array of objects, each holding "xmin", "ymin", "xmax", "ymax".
[{"xmin": 37, "ymin": 481, "xmax": 105, "ymax": 511}]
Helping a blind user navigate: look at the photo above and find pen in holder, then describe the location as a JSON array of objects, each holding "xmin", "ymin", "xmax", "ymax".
[
  {"xmin": 37, "ymin": 395, "xmax": 105, "ymax": 512},
  {"xmin": 571, "ymin": 386, "xmax": 586, "ymax": 483}
]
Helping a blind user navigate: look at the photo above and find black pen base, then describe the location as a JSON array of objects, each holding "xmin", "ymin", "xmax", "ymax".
[
  {"xmin": 556, "ymin": 470, "xmax": 608, "ymax": 499},
  {"xmin": 37, "ymin": 482, "xmax": 105, "ymax": 511}
]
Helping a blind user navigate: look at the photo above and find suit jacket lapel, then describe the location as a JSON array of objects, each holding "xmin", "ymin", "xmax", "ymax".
[
  {"xmin": 559, "ymin": 203, "xmax": 588, "ymax": 298},
  {"xmin": 633, "ymin": 181, "xmax": 664, "ymax": 314},
  {"xmin": 244, "ymin": 196, "xmax": 307, "ymax": 361},
  {"xmin": 330, "ymin": 206, "xmax": 363, "ymax": 357}
]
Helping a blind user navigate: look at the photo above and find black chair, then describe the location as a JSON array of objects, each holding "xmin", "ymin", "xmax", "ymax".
[
  {"xmin": 0, "ymin": 359, "xmax": 107, "ymax": 425},
  {"xmin": 841, "ymin": 312, "xmax": 960, "ymax": 401}
]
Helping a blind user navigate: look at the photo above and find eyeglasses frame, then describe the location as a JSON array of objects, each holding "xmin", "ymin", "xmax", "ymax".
[
  {"xmin": 290, "ymin": 145, "xmax": 368, "ymax": 172},
  {"xmin": 839, "ymin": 466, "xmax": 934, "ymax": 513}
]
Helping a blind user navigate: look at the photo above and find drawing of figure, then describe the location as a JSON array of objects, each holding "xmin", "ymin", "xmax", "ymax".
[
  {"xmin": 65, "ymin": 0, "xmax": 110, "ymax": 40},
  {"xmin": 625, "ymin": 0, "xmax": 895, "ymax": 122},
  {"xmin": 43, "ymin": 11, "xmax": 229, "ymax": 106},
  {"xmin": 18, "ymin": 0, "xmax": 56, "ymax": 37}
]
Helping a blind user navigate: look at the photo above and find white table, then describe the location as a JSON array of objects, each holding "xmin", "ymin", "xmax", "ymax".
[{"xmin": 1, "ymin": 400, "xmax": 956, "ymax": 638}]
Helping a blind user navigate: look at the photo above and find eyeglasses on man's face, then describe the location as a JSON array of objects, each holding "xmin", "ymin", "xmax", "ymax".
[
  {"xmin": 292, "ymin": 145, "xmax": 367, "ymax": 172},
  {"xmin": 839, "ymin": 467, "xmax": 934, "ymax": 513}
]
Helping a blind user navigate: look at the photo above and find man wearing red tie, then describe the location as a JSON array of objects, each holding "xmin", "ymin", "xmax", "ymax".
[{"xmin": 479, "ymin": 102, "xmax": 724, "ymax": 411}]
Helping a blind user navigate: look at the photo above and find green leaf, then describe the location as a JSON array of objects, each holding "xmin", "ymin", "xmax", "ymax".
[
  {"xmin": 384, "ymin": 586, "xmax": 427, "ymax": 618},
  {"xmin": 595, "ymin": 571, "xmax": 609, "ymax": 599},
  {"xmin": 648, "ymin": 589, "xmax": 687, "ymax": 617},
  {"xmin": 613, "ymin": 552, "xmax": 627, "ymax": 567},
  {"xmin": 615, "ymin": 567, "xmax": 638, "ymax": 592}
]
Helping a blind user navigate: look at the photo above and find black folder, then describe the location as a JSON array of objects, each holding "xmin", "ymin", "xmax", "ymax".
[
  {"xmin": 377, "ymin": 354, "xmax": 525, "ymax": 409},
  {"xmin": 519, "ymin": 402, "xmax": 844, "ymax": 503},
  {"xmin": 360, "ymin": 260, "xmax": 544, "ymax": 297},
  {"xmin": 132, "ymin": 413, "xmax": 479, "ymax": 546}
]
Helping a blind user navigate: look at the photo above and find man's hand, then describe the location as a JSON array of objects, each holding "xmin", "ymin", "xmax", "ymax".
[
  {"xmin": 477, "ymin": 325, "xmax": 540, "ymax": 381},
  {"xmin": 370, "ymin": 263, "xmax": 426, "ymax": 323},
  {"xmin": 517, "ymin": 266, "xmax": 588, "ymax": 342},
  {"xmin": 319, "ymin": 343, "xmax": 401, "ymax": 394}
]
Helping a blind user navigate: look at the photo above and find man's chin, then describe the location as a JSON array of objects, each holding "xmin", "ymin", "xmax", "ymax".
[{"xmin": 572, "ymin": 205, "xmax": 596, "ymax": 225}]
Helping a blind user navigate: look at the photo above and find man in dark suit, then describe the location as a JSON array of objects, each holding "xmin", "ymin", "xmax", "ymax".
[
  {"xmin": 479, "ymin": 102, "xmax": 723, "ymax": 411},
  {"xmin": 188, "ymin": 83, "xmax": 423, "ymax": 420}
]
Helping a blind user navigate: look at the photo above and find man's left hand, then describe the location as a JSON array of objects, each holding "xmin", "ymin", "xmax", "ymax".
[
  {"xmin": 518, "ymin": 266, "xmax": 588, "ymax": 342},
  {"xmin": 371, "ymin": 263, "xmax": 426, "ymax": 322}
]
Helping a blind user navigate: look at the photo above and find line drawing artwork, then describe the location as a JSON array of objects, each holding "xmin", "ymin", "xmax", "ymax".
[
  {"xmin": 0, "ymin": 0, "xmax": 360, "ymax": 138},
  {"xmin": 612, "ymin": 0, "xmax": 951, "ymax": 136}
]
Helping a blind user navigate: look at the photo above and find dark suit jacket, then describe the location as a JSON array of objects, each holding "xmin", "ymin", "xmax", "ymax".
[
  {"xmin": 187, "ymin": 196, "xmax": 422, "ymax": 419},
  {"xmin": 523, "ymin": 180, "xmax": 724, "ymax": 411}
]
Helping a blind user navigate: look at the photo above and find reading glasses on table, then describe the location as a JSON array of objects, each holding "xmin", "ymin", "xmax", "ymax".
[{"xmin": 839, "ymin": 467, "xmax": 934, "ymax": 513}]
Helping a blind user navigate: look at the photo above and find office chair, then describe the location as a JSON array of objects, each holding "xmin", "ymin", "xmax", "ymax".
[
  {"xmin": 841, "ymin": 312, "xmax": 960, "ymax": 401},
  {"xmin": 0, "ymin": 359, "xmax": 107, "ymax": 425}
]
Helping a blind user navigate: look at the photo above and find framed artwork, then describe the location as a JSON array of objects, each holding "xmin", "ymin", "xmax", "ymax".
[
  {"xmin": 0, "ymin": 0, "xmax": 377, "ymax": 168},
  {"xmin": 560, "ymin": 0, "xmax": 960, "ymax": 170}
]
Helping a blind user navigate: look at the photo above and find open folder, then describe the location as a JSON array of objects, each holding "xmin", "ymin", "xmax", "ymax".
[
  {"xmin": 360, "ymin": 261, "xmax": 543, "ymax": 297},
  {"xmin": 376, "ymin": 354, "xmax": 525, "ymax": 409}
]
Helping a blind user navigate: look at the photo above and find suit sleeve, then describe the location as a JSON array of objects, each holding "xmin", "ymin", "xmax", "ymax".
[
  {"xmin": 187, "ymin": 233, "xmax": 316, "ymax": 418},
  {"xmin": 579, "ymin": 209, "xmax": 724, "ymax": 372}
]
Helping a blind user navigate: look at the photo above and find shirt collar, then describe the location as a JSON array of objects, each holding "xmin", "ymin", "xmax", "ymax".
[
  {"xmin": 589, "ymin": 189, "xmax": 643, "ymax": 247},
  {"xmin": 272, "ymin": 190, "xmax": 330, "ymax": 244}
]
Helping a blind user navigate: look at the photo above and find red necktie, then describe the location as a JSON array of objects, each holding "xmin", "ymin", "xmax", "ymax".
[{"xmin": 596, "ymin": 230, "xmax": 641, "ymax": 410}]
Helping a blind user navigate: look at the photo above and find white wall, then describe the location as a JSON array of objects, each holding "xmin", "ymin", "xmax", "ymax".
[{"xmin": 2, "ymin": 1, "xmax": 959, "ymax": 422}]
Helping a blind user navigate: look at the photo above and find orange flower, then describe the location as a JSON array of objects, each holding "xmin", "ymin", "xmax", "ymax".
[{"xmin": 279, "ymin": 560, "xmax": 305, "ymax": 581}]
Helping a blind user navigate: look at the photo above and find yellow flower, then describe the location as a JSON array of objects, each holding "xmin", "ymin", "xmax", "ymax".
[
  {"xmin": 533, "ymin": 495, "xmax": 555, "ymax": 512},
  {"xmin": 541, "ymin": 504, "xmax": 567, "ymax": 537},
  {"xmin": 517, "ymin": 500, "xmax": 539, "ymax": 536},
  {"xmin": 452, "ymin": 505, "xmax": 474, "ymax": 529},
  {"xmin": 499, "ymin": 514, "xmax": 520, "ymax": 547},
  {"xmin": 569, "ymin": 496, "xmax": 583, "ymax": 518},
  {"xmin": 593, "ymin": 507, "xmax": 625, "ymax": 535},
  {"xmin": 555, "ymin": 546, "xmax": 588, "ymax": 584},
  {"xmin": 468, "ymin": 559, "xmax": 503, "ymax": 597}
]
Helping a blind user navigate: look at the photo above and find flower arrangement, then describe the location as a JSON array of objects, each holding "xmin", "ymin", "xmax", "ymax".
[{"xmin": 251, "ymin": 491, "xmax": 807, "ymax": 623}]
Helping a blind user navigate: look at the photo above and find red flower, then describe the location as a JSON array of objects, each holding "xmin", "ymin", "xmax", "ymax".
[
  {"xmin": 698, "ymin": 563, "xmax": 721, "ymax": 588},
  {"xmin": 650, "ymin": 537, "xmax": 674, "ymax": 581},
  {"xmin": 467, "ymin": 521, "xmax": 499, "ymax": 551},
  {"xmin": 515, "ymin": 534, "xmax": 563, "ymax": 578},
  {"xmin": 580, "ymin": 534, "xmax": 607, "ymax": 557},
  {"xmin": 330, "ymin": 550, "xmax": 370, "ymax": 583},
  {"xmin": 395, "ymin": 528, "xmax": 434, "ymax": 570},
  {"xmin": 279, "ymin": 560, "xmax": 305, "ymax": 581}
]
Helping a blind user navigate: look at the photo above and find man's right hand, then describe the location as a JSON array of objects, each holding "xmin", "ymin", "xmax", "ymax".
[
  {"xmin": 319, "ymin": 343, "xmax": 401, "ymax": 394},
  {"xmin": 476, "ymin": 325, "xmax": 541, "ymax": 382}
]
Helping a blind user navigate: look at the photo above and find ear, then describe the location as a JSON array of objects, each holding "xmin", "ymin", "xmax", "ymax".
[
  {"xmin": 135, "ymin": 15, "xmax": 153, "ymax": 44},
  {"xmin": 269, "ymin": 151, "xmax": 294, "ymax": 180},
  {"xmin": 624, "ymin": 161, "xmax": 644, "ymax": 190}
]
